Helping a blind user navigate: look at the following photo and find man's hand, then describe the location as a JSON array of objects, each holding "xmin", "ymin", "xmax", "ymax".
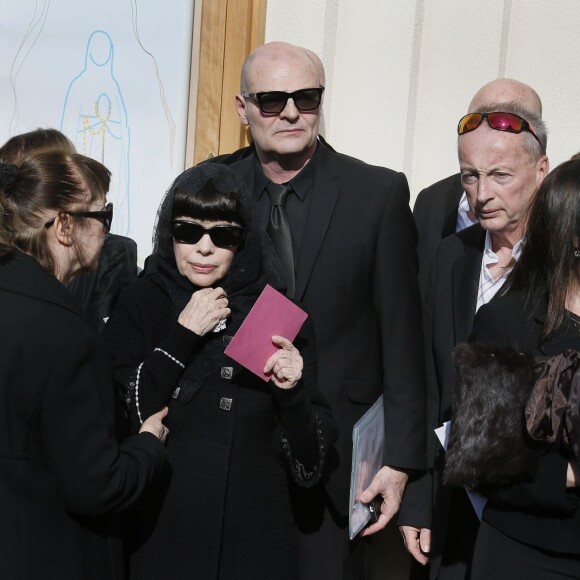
[
  {"xmin": 359, "ymin": 465, "xmax": 408, "ymax": 536},
  {"xmin": 400, "ymin": 525, "xmax": 431, "ymax": 565},
  {"xmin": 567, "ymin": 461, "xmax": 580, "ymax": 488}
]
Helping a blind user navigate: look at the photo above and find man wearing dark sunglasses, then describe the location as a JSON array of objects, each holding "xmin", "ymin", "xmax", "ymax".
[
  {"xmin": 403, "ymin": 82, "xmax": 549, "ymax": 580},
  {"xmin": 208, "ymin": 41, "xmax": 426, "ymax": 579}
]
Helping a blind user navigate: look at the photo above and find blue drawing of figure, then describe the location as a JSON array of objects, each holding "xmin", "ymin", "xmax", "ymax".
[{"xmin": 61, "ymin": 30, "xmax": 131, "ymax": 236}]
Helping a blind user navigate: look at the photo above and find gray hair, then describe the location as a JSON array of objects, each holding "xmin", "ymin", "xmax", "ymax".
[{"xmin": 474, "ymin": 101, "xmax": 547, "ymax": 158}]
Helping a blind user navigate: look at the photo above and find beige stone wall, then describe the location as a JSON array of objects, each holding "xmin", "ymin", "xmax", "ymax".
[{"xmin": 265, "ymin": 0, "xmax": 580, "ymax": 203}]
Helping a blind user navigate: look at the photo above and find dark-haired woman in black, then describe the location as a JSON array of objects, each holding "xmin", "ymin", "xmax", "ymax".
[
  {"xmin": 105, "ymin": 163, "xmax": 336, "ymax": 579},
  {"xmin": 468, "ymin": 158, "xmax": 580, "ymax": 579}
]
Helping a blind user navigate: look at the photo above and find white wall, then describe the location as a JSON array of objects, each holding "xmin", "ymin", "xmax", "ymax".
[{"xmin": 265, "ymin": 0, "xmax": 580, "ymax": 203}]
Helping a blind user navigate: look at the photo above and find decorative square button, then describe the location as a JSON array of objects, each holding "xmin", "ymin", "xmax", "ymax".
[{"xmin": 219, "ymin": 397, "xmax": 233, "ymax": 411}]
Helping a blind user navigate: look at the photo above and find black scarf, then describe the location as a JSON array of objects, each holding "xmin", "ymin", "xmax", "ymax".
[{"xmin": 143, "ymin": 163, "xmax": 284, "ymax": 403}]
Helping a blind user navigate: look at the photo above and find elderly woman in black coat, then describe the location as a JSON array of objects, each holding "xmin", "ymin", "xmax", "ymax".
[
  {"xmin": 0, "ymin": 153, "xmax": 167, "ymax": 579},
  {"xmin": 105, "ymin": 163, "xmax": 336, "ymax": 579}
]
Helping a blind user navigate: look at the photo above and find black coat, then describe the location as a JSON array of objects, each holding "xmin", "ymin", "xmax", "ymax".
[
  {"xmin": 413, "ymin": 173, "xmax": 464, "ymax": 298},
  {"xmin": 0, "ymin": 252, "xmax": 166, "ymax": 580},
  {"xmin": 402, "ymin": 224, "xmax": 485, "ymax": 579},
  {"xmin": 470, "ymin": 291, "xmax": 580, "ymax": 555},
  {"xmin": 211, "ymin": 144, "xmax": 427, "ymax": 517},
  {"xmin": 68, "ymin": 233, "xmax": 138, "ymax": 332},
  {"xmin": 427, "ymin": 224, "xmax": 485, "ymax": 432},
  {"xmin": 105, "ymin": 277, "xmax": 336, "ymax": 579}
]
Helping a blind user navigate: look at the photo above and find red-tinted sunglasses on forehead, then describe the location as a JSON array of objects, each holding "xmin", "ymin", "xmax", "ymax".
[{"xmin": 457, "ymin": 112, "xmax": 543, "ymax": 150}]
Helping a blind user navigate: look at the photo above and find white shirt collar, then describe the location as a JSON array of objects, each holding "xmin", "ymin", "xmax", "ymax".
[
  {"xmin": 476, "ymin": 231, "xmax": 524, "ymax": 311},
  {"xmin": 456, "ymin": 192, "xmax": 478, "ymax": 232}
]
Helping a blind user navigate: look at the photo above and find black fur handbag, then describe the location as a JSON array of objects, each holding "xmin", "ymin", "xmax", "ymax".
[{"xmin": 444, "ymin": 343, "xmax": 542, "ymax": 492}]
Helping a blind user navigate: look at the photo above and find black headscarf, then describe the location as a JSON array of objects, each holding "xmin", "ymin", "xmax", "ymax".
[{"xmin": 144, "ymin": 163, "xmax": 284, "ymax": 403}]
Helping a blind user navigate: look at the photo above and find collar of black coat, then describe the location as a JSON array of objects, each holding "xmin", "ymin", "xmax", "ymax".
[
  {"xmin": 525, "ymin": 292, "xmax": 580, "ymax": 355},
  {"xmin": 0, "ymin": 250, "xmax": 86, "ymax": 320}
]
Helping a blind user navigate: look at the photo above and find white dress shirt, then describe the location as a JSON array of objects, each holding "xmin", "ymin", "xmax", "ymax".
[
  {"xmin": 456, "ymin": 192, "xmax": 478, "ymax": 233},
  {"xmin": 476, "ymin": 231, "xmax": 524, "ymax": 312}
]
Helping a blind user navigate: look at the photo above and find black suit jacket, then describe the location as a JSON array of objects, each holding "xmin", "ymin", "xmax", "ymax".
[
  {"xmin": 0, "ymin": 252, "xmax": 166, "ymax": 579},
  {"xmin": 407, "ymin": 223, "xmax": 485, "ymax": 579},
  {"xmin": 427, "ymin": 223, "xmax": 485, "ymax": 431},
  {"xmin": 68, "ymin": 233, "xmax": 138, "ymax": 333},
  {"xmin": 209, "ymin": 144, "xmax": 426, "ymax": 514},
  {"xmin": 413, "ymin": 174, "xmax": 464, "ymax": 298}
]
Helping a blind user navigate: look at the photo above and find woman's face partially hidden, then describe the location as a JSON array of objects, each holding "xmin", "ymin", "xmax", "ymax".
[
  {"xmin": 173, "ymin": 218, "xmax": 238, "ymax": 287},
  {"xmin": 75, "ymin": 196, "xmax": 108, "ymax": 273}
]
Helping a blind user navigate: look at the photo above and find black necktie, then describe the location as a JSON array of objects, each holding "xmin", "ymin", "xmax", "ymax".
[{"xmin": 266, "ymin": 182, "xmax": 295, "ymax": 298}]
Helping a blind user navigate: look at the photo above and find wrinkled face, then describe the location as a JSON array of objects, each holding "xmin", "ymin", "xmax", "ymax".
[
  {"xmin": 459, "ymin": 125, "xmax": 548, "ymax": 240},
  {"xmin": 75, "ymin": 196, "xmax": 108, "ymax": 272},
  {"xmin": 236, "ymin": 51, "xmax": 321, "ymax": 164},
  {"xmin": 173, "ymin": 218, "xmax": 238, "ymax": 288}
]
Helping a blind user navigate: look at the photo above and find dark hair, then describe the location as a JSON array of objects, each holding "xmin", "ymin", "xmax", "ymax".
[
  {"xmin": 171, "ymin": 176, "xmax": 244, "ymax": 225},
  {"xmin": 502, "ymin": 158, "xmax": 580, "ymax": 338},
  {"xmin": 0, "ymin": 128, "xmax": 75, "ymax": 164},
  {"xmin": 0, "ymin": 152, "xmax": 111, "ymax": 274}
]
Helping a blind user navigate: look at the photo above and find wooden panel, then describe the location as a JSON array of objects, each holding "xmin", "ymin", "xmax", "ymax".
[
  {"xmin": 251, "ymin": 0, "xmax": 267, "ymax": 51},
  {"xmin": 219, "ymin": 0, "xmax": 253, "ymax": 154},
  {"xmin": 193, "ymin": 0, "xmax": 228, "ymax": 164},
  {"xmin": 191, "ymin": 0, "xmax": 267, "ymax": 164},
  {"xmin": 185, "ymin": 0, "xmax": 204, "ymax": 168}
]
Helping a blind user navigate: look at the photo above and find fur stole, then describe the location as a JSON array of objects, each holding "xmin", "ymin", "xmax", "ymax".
[{"xmin": 444, "ymin": 343, "xmax": 542, "ymax": 492}]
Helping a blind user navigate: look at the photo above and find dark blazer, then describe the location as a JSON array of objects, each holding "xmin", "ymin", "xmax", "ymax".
[
  {"xmin": 427, "ymin": 223, "xmax": 485, "ymax": 430},
  {"xmin": 416, "ymin": 223, "xmax": 485, "ymax": 579},
  {"xmin": 210, "ymin": 143, "xmax": 427, "ymax": 514},
  {"xmin": 68, "ymin": 233, "xmax": 138, "ymax": 332},
  {"xmin": 413, "ymin": 174, "xmax": 464, "ymax": 298},
  {"xmin": 470, "ymin": 292, "xmax": 580, "ymax": 556},
  {"xmin": 0, "ymin": 252, "xmax": 165, "ymax": 579}
]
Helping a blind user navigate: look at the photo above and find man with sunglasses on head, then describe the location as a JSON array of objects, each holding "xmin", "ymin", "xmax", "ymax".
[
  {"xmin": 207, "ymin": 41, "xmax": 426, "ymax": 579},
  {"xmin": 400, "ymin": 94, "xmax": 549, "ymax": 579},
  {"xmin": 413, "ymin": 79, "xmax": 543, "ymax": 300}
]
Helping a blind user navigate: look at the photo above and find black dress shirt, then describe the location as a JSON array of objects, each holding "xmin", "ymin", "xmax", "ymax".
[{"xmin": 254, "ymin": 144, "xmax": 319, "ymax": 269}]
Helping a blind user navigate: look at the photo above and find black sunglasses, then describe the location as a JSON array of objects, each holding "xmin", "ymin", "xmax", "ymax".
[
  {"xmin": 44, "ymin": 202, "xmax": 114, "ymax": 233},
  {"xmin": 457, "ymin": 112, "xmax": 543, "ymax": 150},
  {"xmin": 171, "ymin": 220, "xmax": 246, "ymax": 248},
  {"xmin": 241, "ymin": 87, "xmax": 324, "ymax": 114}
]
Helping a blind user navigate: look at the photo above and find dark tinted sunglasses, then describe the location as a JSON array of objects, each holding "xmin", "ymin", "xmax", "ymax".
[
  {"xmin": 171, "ymin": 220, "xmax": 246, "ymax": 248},
  {"xmin": 457, "ymin": 112, "xmax": 543, "ymax": 150},
  {"xmin": 241, "ymin": 87, "xmax": 324, "ymax": 114},
  {"xmin": 44, "ymin": 202, "xmax": 114, "ymax": 233}
]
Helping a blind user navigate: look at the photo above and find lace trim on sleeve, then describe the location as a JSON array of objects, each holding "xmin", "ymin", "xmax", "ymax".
[
  {"xmin": 153, "ymin": 347, "xmax": 185, "ymax": 368},
  {"xmin": 281, "ymin": 411, "xmax": 327, "ymax": 488},
  {"xmin": 125, "ymin": 347, "xmax": 185, "ymax": 426}
]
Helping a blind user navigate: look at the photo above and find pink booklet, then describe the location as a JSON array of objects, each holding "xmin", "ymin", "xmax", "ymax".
[{"xmin": 224, "ymin": 284, "xmax": 308, "ymax": 381}]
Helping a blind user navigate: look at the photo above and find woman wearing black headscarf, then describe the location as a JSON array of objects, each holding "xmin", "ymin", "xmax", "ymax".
[{"xmin": 104, "ymin": 163, "xmax": 335, "ymax": 579}]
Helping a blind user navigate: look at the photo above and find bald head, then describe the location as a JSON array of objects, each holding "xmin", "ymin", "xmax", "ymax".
[
  {"xmin": 240, "ymin": 42, "xmax": 323, "ymax": 92},
  {"xmin": 236, "ymin": 42, "xmax": 323, "ymax": 177},
  {"xmin": 468, "ymin": 78, "xmax": 542, "ymax": 117},
  {"xmin": 304, "ymin": 48, "xmax": 325, "ymax": 87}
]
